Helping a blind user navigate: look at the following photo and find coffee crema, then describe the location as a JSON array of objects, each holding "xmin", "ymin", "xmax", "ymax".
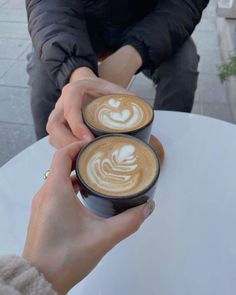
[
  {"xmin": 83, "ymin": 94, "xmax": 153, "ymax": 133},
  {"xmin": 77, "ymin": 136, "xmax": 159, "ymax": 197}
]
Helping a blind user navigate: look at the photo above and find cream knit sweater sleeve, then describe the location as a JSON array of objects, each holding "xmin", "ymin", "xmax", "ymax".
[{"xmin": 0, "ymin": 255, "xmax": 58, "ymax": 295}]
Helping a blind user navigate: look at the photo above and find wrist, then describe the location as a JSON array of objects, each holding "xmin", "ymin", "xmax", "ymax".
[
  {"xmin": 22, "ymin": 252, "xmax": 68, "ymax": 295},
  {"xmin": 119, "ymin": 45, "xmax": 142, "ymax": 71},
  {"xmin": 98, "ymin": 45, "xmax": 142, "ymax": 87},
  {"xmin": 70, "ymin": 67, "xmax": 97, "ymax": 82}
]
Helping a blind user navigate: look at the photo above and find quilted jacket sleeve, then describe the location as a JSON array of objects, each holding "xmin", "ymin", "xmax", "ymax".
[
  {"xmin": 26, "ymin": 0, "xmax": 98, "ymax": 89},
  {"xmin": 122, "ymin": 0, "xmax": 209, "ymax": 70}
]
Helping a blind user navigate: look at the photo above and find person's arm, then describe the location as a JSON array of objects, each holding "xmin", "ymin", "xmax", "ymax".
[
  {"xmin": 22, "ymin": 142, "xmax": 155, "ymax": 295},
  {"xmin": 120, "ymin": 0, "xmax": 209, "ymax": 71},
  {"xmin": 46, "ymin": 77, "xmax": 133, "ymax": 147},
  {"xmin": 98, "ymin": 45, "xmax": 142, "ymax": 88},
  {"xmin": 26, "ymin": 0, "xmax": 98, "ymax": 89},
  {"xmin": 0, "ymin": 144, "xmax": 154, "ymax": 295}
]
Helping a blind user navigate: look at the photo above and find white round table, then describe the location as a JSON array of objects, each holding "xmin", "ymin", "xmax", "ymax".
[{"xmin": 0, "ymin": 111, "xmax": 236, "ymax": 295}]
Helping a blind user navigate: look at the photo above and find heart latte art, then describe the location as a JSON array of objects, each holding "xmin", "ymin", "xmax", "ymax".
[
  {"xmin": 77, "ymin": 136, "xmax": 158, "ymax": 197},
  {"xmin": 83, "ymin": 94, "xmax": 153, "ymax": 133}
]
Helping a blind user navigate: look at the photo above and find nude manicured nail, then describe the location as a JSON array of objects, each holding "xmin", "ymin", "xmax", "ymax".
[{"xmin": 143, "ymin": 200, "xmax": 155, "ymax": 219}]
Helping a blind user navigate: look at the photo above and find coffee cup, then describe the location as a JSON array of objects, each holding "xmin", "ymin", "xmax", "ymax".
[
  {"xmin": 82, "ymin": 94, "xmax": 154, "ymax": 143},
  {"xmin": 76, "ymin": 134, "xmax": 160, "ymax": 217}
]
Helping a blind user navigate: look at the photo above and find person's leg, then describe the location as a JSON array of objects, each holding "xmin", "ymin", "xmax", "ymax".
[
  {"xmin": 27, "ymin": 51, "xmax": 60, "ymax": 140},
  {"xmin": 143, "ymin": 38, "xmax": 199, "ymax": 112}
]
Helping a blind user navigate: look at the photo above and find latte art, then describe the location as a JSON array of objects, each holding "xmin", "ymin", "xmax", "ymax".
[
  {"xmin": 83, "ymin": 94, "xmax": 153, "ymax": 133},
  {"xmin": 87, "ymin": 144, "xmax": 139, "ymax": 193},
  {"xmin": 77, "ymin": 136, "xmax": 159, "ymax": 197},
  {"xmin": 97, "ymin": 98, "xmax": 144, "ymax": 130}
]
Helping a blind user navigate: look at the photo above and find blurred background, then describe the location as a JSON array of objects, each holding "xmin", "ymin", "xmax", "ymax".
[{"xmin": 0, "ymin": 0, "xmax": 235, "ymax": 167}]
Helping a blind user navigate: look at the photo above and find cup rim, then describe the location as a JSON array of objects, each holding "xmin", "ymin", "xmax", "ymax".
[
  {"xmin": 82, "ymin": 94, "xmax": 154, "ymax": 135},
  {"xmin": 76, "ymin": 134, "xmax": 160, "ymax": 200}
]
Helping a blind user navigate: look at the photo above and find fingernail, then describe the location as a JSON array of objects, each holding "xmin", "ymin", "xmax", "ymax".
[{"xmin": 143, "ymin": 200, "xmax": 155, "ymax": 219}]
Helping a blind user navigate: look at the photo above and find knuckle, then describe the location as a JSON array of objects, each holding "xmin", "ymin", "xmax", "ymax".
[
  {"xmin": 48, "ymin": 135, "xmax": 54, "ymax": 146},
  {"xmin": 46, "ymin": 111, "xmax": 55, "ymax": 133},
  {"xmin": 63, "ymin": 105, "xmax": 71, "ymax": 120},
  {"xmin": 62, "ymin": 83, "xmax": 79, "ymax": 100},
  {"xmin": 131, "ymin": 220, "xmax": 142, "ymax": 233},
  {"xmin": 67, "ymin": 81, "xmax": 85, "ymax": 94},
  {"xmin": 129, "ymin": 212, "xmax": 144, "ymax": 232},
  {"xmin": 135, "ymin": 218, "xmax": 143, "ymax": 231},
  {"xmin": 62, "ymin": 83, "xmax": 71, "ymax": 95},
  {"xmin": 46, "ymin": 120, "xmax": 51, "ymax": 133}
]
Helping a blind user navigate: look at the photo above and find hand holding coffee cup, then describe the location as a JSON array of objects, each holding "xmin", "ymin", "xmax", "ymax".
[
  {"xmin": 82, "ymin": 94, "xmax": 154, "ymax": 142},
  {"xmin": 46, "ymin": 78, "xmax": 133, "ymax": 148},
  {"xmin": 23, "ymin": 142, "xmax": 155, "ymax": 295}
]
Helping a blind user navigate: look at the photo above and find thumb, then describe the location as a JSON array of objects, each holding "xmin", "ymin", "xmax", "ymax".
[{"xmin": 104, "ymin": 200, "xmax": 155, "ymax": 246}]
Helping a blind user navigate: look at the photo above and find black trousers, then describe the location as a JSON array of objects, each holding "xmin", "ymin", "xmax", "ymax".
[{"xmin": 27, "ymin": 38, "xmax": 199, "ymax": 140}]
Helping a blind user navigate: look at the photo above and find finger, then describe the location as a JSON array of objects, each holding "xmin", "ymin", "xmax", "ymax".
[
  {"xmin": 47, "ymin": 105, "xmax": 79, "ymax": 148},
  {"xmin": 64, "ymin": 101, "xmax": 94, "ymax": 142},
  {"xmin": 62, "ymin": 85, "xmax": 94, "ymax": 142},
  {"xmin": 104, "ymin": 200, "xmax": 156, "ymax": 246},
  {"xmin": 48, "ymin": 120, "xmax": 79, "ymax": 148},
  {"xmin": 49, "ymin": 141, "xmax": 85, "ymax": 181}
]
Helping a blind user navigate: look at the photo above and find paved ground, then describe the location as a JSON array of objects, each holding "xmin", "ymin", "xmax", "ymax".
[{"xmin": 0, "ymin": 0, "xmax": 234, "ymax": 167}]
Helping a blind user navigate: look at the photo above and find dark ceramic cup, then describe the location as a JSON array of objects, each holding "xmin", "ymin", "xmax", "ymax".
[
  {"xmin": 82, "ymin": 94, "xmax": 154, "ymax": 143},
  {"xmin": 76, "ymin": 134, "xmax": 160, "ymax": 217}
]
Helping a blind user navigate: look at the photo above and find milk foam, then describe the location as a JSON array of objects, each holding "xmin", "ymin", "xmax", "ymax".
[
  {"xmin": 108, "ymin": 98, "xmax": 121, "ymax": 108},
  {"xmin": 97, "ymin": 98, "xmax": 144, "ymax": 130},
  {"xmin": 86, "ymin": 144, "xmax": 139, "ymax": 193},
  {"xmin": 83, "ymin": 95, "xmax": 153, "ymax": 133},
  {"xmin": 78, "ymin": 135, "xmax": 159, "ymax": 197}
]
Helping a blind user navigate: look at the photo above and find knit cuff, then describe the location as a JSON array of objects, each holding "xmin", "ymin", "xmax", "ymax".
[{"xmin": 0, "ymin": 255, "xmax": 58, "ymax": 295}]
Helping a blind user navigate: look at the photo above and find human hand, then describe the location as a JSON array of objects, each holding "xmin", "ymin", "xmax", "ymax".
[
  {"xmin": 23, "ymin": 142, "xmax": 155, "ymax": 295},
  {"xmin": 46, "ymin": 68, "xmax": 133, "ymax": 148}
]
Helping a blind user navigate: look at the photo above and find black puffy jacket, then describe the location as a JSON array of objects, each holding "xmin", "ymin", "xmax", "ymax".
[{"xmin": 26, "ymin": 0, "xmax": 209, "ymax": 89}]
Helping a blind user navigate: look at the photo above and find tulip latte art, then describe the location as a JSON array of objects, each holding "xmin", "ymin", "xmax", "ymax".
[
  {"xmin": 83, "ymin": 94, "xmax": 153, "ymax": 133},
  {"xmin": 77, "ymin": 136, "xmax": 158, "ymax": 197}
]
